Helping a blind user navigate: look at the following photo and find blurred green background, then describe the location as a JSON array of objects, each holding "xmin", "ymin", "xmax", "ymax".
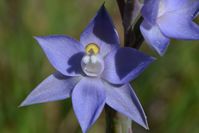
[{"xmin": 0, "ymin": 0, "xmax": 199, "ymax": 133}]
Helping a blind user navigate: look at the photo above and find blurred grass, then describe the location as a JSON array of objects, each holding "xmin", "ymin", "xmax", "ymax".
[{"xmin": 0, "ymin": 0, "xmax": 199, "ymax": 133}]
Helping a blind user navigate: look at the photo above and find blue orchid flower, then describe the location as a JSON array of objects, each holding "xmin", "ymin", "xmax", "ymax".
[
  {"xmin": 20, "ymin": 5, "xmax": 155, "ymax": 133},
  {"xmin": 140, "ymin": 0, "xmax": 199, "ymax": 55}
]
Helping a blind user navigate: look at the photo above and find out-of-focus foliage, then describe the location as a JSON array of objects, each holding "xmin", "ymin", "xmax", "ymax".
[{"xmin": 0, "ymin": 0, "xmax": 198, "ymax": 133}]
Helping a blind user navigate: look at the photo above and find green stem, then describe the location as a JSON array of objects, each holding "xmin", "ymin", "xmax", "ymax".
[
  {"xmin": 105, "ymin": 105, "xmax": 117, "ymax": 133},
  {"xmin": 105, "ymin": 105, "xmax": 133, "ymax": 133},
  {"xmin": 117, "ymin": 114, "xmax": 133, "ymax": 133},
  {"xmin": 105, "ymin": 0, "xmax": 144, "ymax": 133}
]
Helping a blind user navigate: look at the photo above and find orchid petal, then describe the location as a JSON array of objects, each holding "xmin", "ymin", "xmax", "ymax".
[
  {"xmin": 102, "ymin": 47, "xmax": 155, "ymax": 85},
  {"xmin": 141, "ymin": 0, "xmax": 159, "ymax": 24},
  {"xmin": 72, "ymin": 77, "xmax": 105, "ymax": 133},
  {"xmin": 35, "ymin": 35, "xmax": 84, "ymax": 76},
  {"xmin": 161, "ymin": 0, "xmax": 196, "ymax": 12},
  {"xmin": 157, "ymin": 1, "xmax": 199, "ymax": 40},
  {"xmin": 20, "ymin": 72, "xmax": 81, "ymax": 106},
  {"xmin": 140, "ymin": 21, "xmax": 170, "ymax": 55},
  {"xmin": 105, "ymin": 83, "xmax": 148, "ymax": 129},
  {"xmin": 80, "ymin": 5, "xmax": 120, "ymax": 57}
]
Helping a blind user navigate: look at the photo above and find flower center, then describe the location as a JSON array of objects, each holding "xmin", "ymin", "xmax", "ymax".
[{"xmin": 81, "ymin": 43, "xmax": 104, "ymax": 77}]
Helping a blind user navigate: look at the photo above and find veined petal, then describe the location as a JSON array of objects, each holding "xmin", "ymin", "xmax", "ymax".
[
  {"xmin": 141, "ymin": 0, "xmax": 159, "ymax": 24},
  {"xmin": 140, "ymin": 21, "xmax": 170, "ymax": 56},
  {"xmin": 35, "ymin": 35, "xmax": 84, "ymax": 76},
  {"xmin": 80, "ymin": 5, "xmax": 120, "ymax": 57},
  {"xmin": 20, "ymin": 72, "xmax": 81, "ymax": 106},
  {"xmin": 105, "ymin": 83, "xmax": 148, "ymax": 129},
  {"xmin": 102, "ymin": 47, "xmax": 155, "ymax": 85},
  {"xmin": 72, "ymin": 77, "xmax": 105, "ymax": 133},
  {"xmin": 157, "ymin": 2, "xmax": 199, "ymax": 40},
  {"xmin": 161, "ymin": 0, "xmax": 196, "ymax": 12}
]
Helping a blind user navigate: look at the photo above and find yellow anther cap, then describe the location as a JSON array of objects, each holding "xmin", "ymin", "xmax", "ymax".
[{"xmin": 85, "ymin": 43, "xmax": 100, "ymax": 55}]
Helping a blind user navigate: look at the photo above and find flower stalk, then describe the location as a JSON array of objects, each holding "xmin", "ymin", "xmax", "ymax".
[
  {"xmin": 105, "ymin": 106, "xmax": 117, "ymax": 133},
  {"xmin": 105, "ymin": 0, "xmax": 144, "ymax": 132}
]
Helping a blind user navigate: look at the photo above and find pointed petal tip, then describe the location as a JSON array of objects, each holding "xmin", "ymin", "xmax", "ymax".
[
  {"xmin": 146, "ymin": 125, "xmax": 150, "ymax": 130},
  {"xmin": 132, "ymin": 48, "xmax": 157, "ymax": 62},
  {"xmin": 155, "ymin": 45, "xmax": 168, "ymax": 56},
  {"xmin": 149, "ymin": 56, "xmax": 156, "ymax": 62},
  {"xmin": 133, "ymin": 110, "xmax": 149, "ymax": 130},
  {"xmin": 33, "ymin": 36, "xmax": 42, "ymax": 41},
  {"xmin": 142, "ymin": 55, "xmax": 156, "ymax": 70},
  {"xmin": 105, "ymin": 83, "xmax": 150, "ymax": 130},
  {"xmin": 19, "ymin": 103, "xmax": 24, "ymax": 107},
  {"xmin": 33, "ymin": 36, "xmax": 46, "ymax": 44},
  {"xmin": 145, "ymin": 124, "xmax": 150, "ymax": 130},
  {"xmin": 81, "ymin": 127, "xmax": 89, "ymax": 133},
  {"xmin": 33, "ymin": 36, "xmax": 38, "ymax": 39},
  {"xmin": 143, "ymin": 111, "xmax": 150, "ymax": 130},
  {"xmin": 100, "ymin": 2, "xmax": 106, "ymax": 9},
  {"xmin": 19, "ymin": 99, "xmax": 34, "ymax": 107},
  {"xmin": 144, "ymin": 124, "xmax": 150, "ymax": 130},
  {"xmin": 159, "ymin": 51, "xmax": 165, "ymax": 57},
  {"xmin": 98, "ymin": 2, "xmax": 108, "ymax": 16},
  {"xmin": 18, "ymin": 104, "xmax": 23, "ymax": 108},
  {"xmin": 18, "ymin": 101, "xmax": 29, "ymax": 108},
  {"xmin": 136, "ymin": 114, "xmax": 149, "ymax": 130},
  {"xmin": 143, "ymin": 119, "xmax": 149, "ymax": 130},
  {"xmin": 147, "ymin": 38, "xmax": 169, "ymax": 56}
]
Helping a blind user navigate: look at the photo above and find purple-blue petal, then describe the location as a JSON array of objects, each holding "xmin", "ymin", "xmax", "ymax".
[
  {"xmin": 140, "ymin": 21, "xmax": 170, "ymax": 56},
  {"xmin": 141, "ymin": 0, "xmax": 159, "ymax": 24},
  {"xmin": 80, "ymin": 5, "xmax": 120, "ymax": 57},
  {"xmin": 157, "ymin": 1, "xmax": 199, "ymax": 40},
  {"xmin": 141, "ymin": 0, "xmax": 192, "ymax": 23},
  {"xmin": 72, "ymin": 77, "xmax": 105, "ymax": 133},
  {"xmin": 161, "ymin": 0, "xmax": 195, "ymax": 12},
  {"xmin": 35, "ymin": 35, "xmax": 84, "ymax": 76},
  {"xmin": 105, "ymin": 83, "xmax": 148, "ymax": 129},
  {"xmin": 102, "ymin": 47, "xmax": 155, "ymax": 85},
  {"xmin": 20, "ymin": 72, "xmax": 81, "ymax": 107}
]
